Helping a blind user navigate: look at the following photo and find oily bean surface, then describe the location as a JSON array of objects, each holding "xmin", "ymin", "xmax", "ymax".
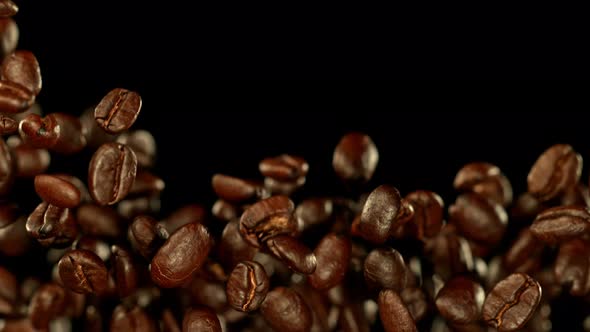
[
  {"xmin": 58, "ymin": 249, "xmax": 109, "ymax": 295},
  {"xmin": 226, "ymin": 261, "xmax": 269, "ymax": 312},
  {"xmin": 94, "ymin": 88, "xmax": 142, "ymax": 134},
  {"xmin": 88, "ymin": 142, "xmax": 137, "ymax": 205}
]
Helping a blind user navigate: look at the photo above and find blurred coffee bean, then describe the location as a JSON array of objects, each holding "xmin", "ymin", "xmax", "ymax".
[
  {"xmin": 260, "ymin": 287, "xmax": 312, "ymax": 332},
  {"xmin": 449, "ymin": 193, "xmax": 507, "ymax": 246},
  {"xmin": 333, "ymin": 132, "xmax": 379, "ymax": 183}
]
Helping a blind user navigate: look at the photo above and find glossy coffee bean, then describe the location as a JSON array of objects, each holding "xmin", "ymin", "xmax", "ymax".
[
  {"xmin": 449, "ymin": 193, "xmax": 507, "ymax": 246},
  {"xmin": 110, "ymin": 305, "xmax": 158, "ymax": 332},
  {"xmin": 212, "ymin": 173, "xmax": 266, "ymax": 203},
  {"xmin": 76, "ymin": 203, "xmax": 122, "ymax": 238},
  {"xmin": 0, "ymin": 80, "xmax": 33, "ymax": 114},
  {"xmin": 528, "ymin": 144, "xmax": 582, "ymax": 202},
  {"xmin": 454, "ymin": 162, "xmax": 513, "ymax": 207},
  {"xmin": 0, "ymin": 114, "xmax": 16, "ymax": 135},
  {"xmin": 19, "ymin": 113, "xmax": 86, "ymax": 154},
  {"xmin": 182, "ymin": 306, "xmax": 222, "ymax": 332},
  {"xmin": 435, "ymin": 276, "xmax": 485, "ymax": 325},
  {"xmin": 1, "ymin": 50, "xmax": 42, "ymax": 95},
  {"xmin": 263, "ymin": 175, "xmax": 306, "ymax": 196},
  {"xmin": 150, "ymin": 222, "xmax": 213, "ymax": 288},
  {"xmin": 239, "ymin": 195, "xmax": 297, "ymax": 248},
  {"xmin": 34, "ymin": 174, "xmax": 81, "ymax": 208},
  {"xmin": 553, "ymin": 238, "xmax": 590, "ymax": 296},
  {"xmin": 226, "ymin": 261, "xmax": 269, "ymax": 312},
  {"xmin": 400, "ymin": 287, "xmax": 428, "ymax": 322},
  {"xmin": 0, "ymin": 0, "xmax": 17, "ymax": 17},
  {"xmin": 117, "ymin": 194, "xmax": 160, "ymax": 219},
  {"xmin": 219, "ymin": 220, "xmax": 258, "ymax": 271},
  {"xmin": 211, "ymin": 199, "xmax": 238, "ymax": 222},
  {"xmin": 26, "ymin": 202, "xmax": 78, "ymax": 247},
  {"xmin": 58, "ymin": 249, "xmax": 109, "ymax": 294},
  {"xmin": 404, "ymin": 190, "xmax": 444, "ymax": 239},
  {"xmin": 7, "ymin": 136, "xmax": 50, "ymax": 178},
  {"xmin": 0, "ymin": 136, "xmax": 13, "ymax": 195},
  {"xmin": 0, "ymin": 18, "xmax": 18, "ymax": 58},
  {"xmin": 295, "ymin": 198, "xmax": 334, "ymax": 231},
  {"xmin": 503, "ymin": 228, "xmax": 543, "ymax": 273},
  {"xmin": 359, "ymin": 184, "xmax": 403, "ymax": 244},
  {"xmin": 112, "ymin": 245, "xmax": 138, "ymax": 298},
  {"xmin": 116, "ymin": 129, "xmax": 156, "ymax": 168},
  {"xmin": 424, "ymin": 225, "xmax": 474, "ymax": 280},
  {"xmin": 260, "ymin": 287, "xmax": 312, "ymax": 332},
  {"xmin": 364, "ymin": 247, "xmax": 407, "ymax": 291},
  {"xmin": 333, "ymin": 132, "xmax": 379, "ymax": 183},
  {"xmin": 53, "ymin": 174, "xmax": 92, "ymax": 203},
  {"xmin": 530, "ymin": 205, "xmax": 590, "ymax": 244},
  {"xmin": 88, "ymin": 142, "xmax": 137, "ymax": 205},
  {"xmin": 309, "ymin": 232, "xmax": 351, "ymax": 290},
  {"xmin": 128, "ymin": 215, "xmax": 161, "ymax": 259},
  {"xmin": 259, "ymin": 154, "xmax": 309, "ymax": 181},
  {"xmin": 94, "ymin": 88, "xmax": 142, "ymax": 134},
  {"xmin": 265, "ymin": 235, "xmax": 316, "ymax": 274},
  {"xmin": 160, "ymin": 204, "xmax": 206, "ymax": 234},
  {"xmin": 29, "ymin": 283, "xmax": 66, "ymax": 330},
  {"xmin": 75, "ymin": 236, "xmax": 112, "ymax": 262},
  {"xmin": 378, "ymin": 289, "xmax": 417, "ymax": 332},
  {"xmin": 482, "ymin": 273, "xmax": 542, "ymax": 332},
  {"xmin": 0, "ymin": 266, "xmax": 17, "ymax": 315}
]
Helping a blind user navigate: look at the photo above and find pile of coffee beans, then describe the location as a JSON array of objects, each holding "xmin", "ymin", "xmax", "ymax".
[{"xmin": 2, "ymin": 3, "xmax": 590, "ymax": 332}]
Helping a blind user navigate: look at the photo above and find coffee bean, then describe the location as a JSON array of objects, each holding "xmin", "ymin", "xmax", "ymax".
[
  {"xmin": 528, "ymin": 144, "xmax": 582, "ymax": 202},
  {"xmin": 239, "ymin": 195, "xmax": 297, "ymax": 248},
  {"xmin": 212, "ymin": 173, "xmax": 267, "ymax": 203},
  {"xmin": 219, "ymin": 220, "xmax": 258, "ymax": 271},
  {"xmin": 211, "ymin": 199, "xmax": 238, "ymax": 222},
  {"xmin": 263, "ymin": 175, "xmax": 306, "ymax": 196},
  {"xmin": 0, "ymin": 0, "xmax": 17, "ymax": 17},
  {"xmin": 7, "ymin": 136, "xmax": 50, "ymax": 177},
  {"xmin": 1, "ymin": 50, "xmax": 42, "ymax": 95},
  {"xmin": 19, "ymin": 112, "xmax": 86, "ymax": 154},
  {"xmin": 449, "ymin": 193, "xmax": 508, "ymax": 246},
  {"xmin": 26, "ymin": 202, "xmax": 78, "ymax": 247},
  {"xmin": 400, "ymin": 287, "xmax": 428, "ymax": 322},
  {"xmin": 424, "ymin": 225, "xmax": 474, "ymax": 280},
  {"xmin": 0, "ymin": 80, "xmax": 33, "ymax": 114},
  {"xmin": 226, "ymin": 261, "xmax": 269, "ymax": 312},
  {"xmin": 0, "ymin": 18, "xmax": 18, "ymax": 58},
  {"xmin": 58, "ymin": 249, "xmax": 109, "ymax": 295},
  {"xmin": 530, "ymin": 205, "xmax": 590, "ymax": 244},
  {"xmin": 182, "ymin": 306, "xmax": 222, "ymax": 332},
  {"xmin": 76, "ymin": 203, "xmax": 122, "ymax": 238},
  {"xmin": 112, "ymin": 245, "xmax": 138, "ymax": 298},
  {"xmin": 295, "ymin": 198, "xmax": 334, "ymax": 231},
  {"xmin": 94, "ymin": 88, "xmax": 142, "ymax": 134},
  {"xmin": 338, "ymin": 301, "xmax": 371, "ymax": 332},
  {"xmin": 34, "ymin": 174, "xmax": 81, "ymax": 208},
  {"xmin": 128, "ymin": 215, "xmax": 161, "ymax": 259},
  {"xmin": 0, "ymin": 114, "xmax": 16, "ymax": 135},
  {"xmin": 482, "ymin": 273, "xmax": 542, "ymax": 332},
  {"xmin": 0, "ymin": 136, "xmax": 13, "ymax": 195},
  {"xmin": 454, "ymin": 162, "xmax": 513, "ymax": 207},
  {"xmin": 510, "ymin": 192, "xmax": 544, "ymax": 222},
  {"xmin": 333, "ymin": 132, "xmax": 379, "ymax": 183},
  {"xmin": 358, "ymin": 184, "xmax": 404, "ymax": 244},
  {"xmin": 150, "ymin": 222, "xmax": 213, "ymax": 288},
  {"xmin": 110, "ymin": 305, "xmax": 158, "ymax": 332},
  {"xmin": 187, "ymin": 276, "xmax": 227, "ymax": 312},
  {"xmin": 75, "ymin": 236, "xmax": 112, "ymax": 262},
  {"xmin": 162, "ymin": 308, "xmax": 181, "ymax": 332},
  {"xmin": 404, "ymin": 190, "xmax": 444, "ymax": 239},
  {"xmin": 260, "ymin": 287, "xmax": 312, "ymax": 332},
  {"xmin": 116, "ymin": 129, "xmax": 156, "ymax": 169},
  {"xmin": 259, "ymin": 154, "xmax": 309, "ymax": 181},
  {"xmin": 435, "ymin": 276, "xmax": 485, "ymax": 325},
  {"xmin": 83, "ymin": 306, "xmax": 102, "ymax": 332},
  {"xmin": 0, "ymin": 216, "xmax": 31, "ymax": 256},
  {"xmin": 0, "ymin": 266, "xmax": 17, "ymax": 315},
  {"xmin": 561, "ymin": 183, "xmax": 590, "ymax": 207},
  {"xmin": 265, "ymin": 235, "xmax": 317, "ymax": 274},
  {"xmin": 53, "ymin": 174, "xmax": 92, "ymax": 203},
  {"xmin": 129, "ymin": 171, "xmax": 165, "ymax": 196},
  {"xmin": 503, "ymin": 228, "xmax": 544, "ymax": 273},
  {"xmin": 160, "ymin": 204, "xmax": 206, "ymax": 234},
  {"xmin": 117, "ymin": 194, "xmax": 160, "ymax": 219},
  {"xmin": 29, "ymin": 283, "xmax": 66, "ymax": 330},
  {"xmin": 88, "ymin": 142, "xmax": 137, "ymax": 205},
  {"xmin": 309, "ymin": 232, "xmax": 351, "ymax": 290},
  {"xmin": 553, "ymin": 238, "xmax": 590, "ymax": 296},
  {"xmin": 378, "ymin": 289, "xmax": 417, "ymax": 332},
  {"xmin": 364, "ymin": 247, "xmax": 407, "ymax": 291}
]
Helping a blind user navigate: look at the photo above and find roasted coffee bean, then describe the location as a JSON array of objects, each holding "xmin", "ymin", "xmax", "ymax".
[
  {"xmin": 29, "ymin": 283, "xmax": 66, "ymax": 330},
  {"xmin": 160, "ymin": 204, "xmax": 206, "ymax": 234},
  {"xmin": 0, "ymin": 18, "xmax": 18, "ymax": 57},
  {"xmin": 0, "ymin": 79, "xmax": 31, "ymax": 114},
  {"xmin": 79, "ymin": 106, "xmax": 115, "ymax": 148},
  {"xmin": 129, "ymin": 171, "xmax": 165, "ymax": 196},
  {"xmin": 128, "ymin": 215, "xmax": 160, "ymax": 259},
  {"xmin": 264, "ymin": 176, "xmax": 306, "ymax": 196},
  {"xmin": 212, "ymin": 174, "xmax": 266, "ymax": 203},
  {"xmin": 218, "ymin": 220, "xmax": 258, "ymax": 271},
  {"xmin": 265, "ymin": 235, "xmax": 316, "ymax": 274},
  {"xmin": 7, "ymin": 136, "xmax": 50, "ymax": 177},
  {"xmin": 259, "ymin": 154, "xmax": 309, "ymax": 181},
  {"xmin": 150, "ymin": 222, "xmax": 213, "ymax": 288},
  {"xmin": 117, "ymin": 194, "xmax": 160, "ymax": 219},
  {"xmin": 83, "ymin": 306, "xmax": 103, "ymax": 332},
  {"xmin": 94, "ymin": 88, "xmax": 142, "ymax": 134},
  {"xmin": 0, "ymin": 136, "xmax": 12, "ymax": 195},
  {"xmin": 182, "ymin": 306, "xmax": 222, "ymax": 332},
  {"xmin": 0, "ymin": 216, "xmax": 31, "ymax": 256},
  {"xmin": 76, "ymin": 203, "xmax": 122, "ymax": 238},
  {"xmin": 364, "ymin": 247, "xmax": 407, "ymax": 291},
  {"xmin": 19, "ymin": 113, "xmax": 86, "ymax": 153},
  {"xmin": 528, "ymin": 144, "xmax": 582, "ymax": 202},
  {"xmin": 112, "ymin": 245, "xmax": 138, "ymax": 298},
  {"xmin": 187, "ymin": 276, "xmax": 227, "ymax": 312},
  {"xmin": 260, "ymin": 287, "xmax": 312, "ymax": 332},
  {"xmin": 454, "ymin": 162, "xmax": 513, "ymax": 207},
  {"xmin": 26, "ymin": 202, "xmax": 78, "ymax": 247},
  {"xmin": 0, "ymin": 0, "xmax": 17, "ymax": 17},
  {"xmin": 116, "ymin": 129, "xmax": 156, "ymax": 168},
  {"xmin": 110, "ymin": 305, "xmax": 158, "ymax": 332},
  {"xmin": 75, "ymin": 236, "xmax": 112, "ymax": 262},
  {"xmin": 510, "ymin": 192, "xmax": 544, "ymax": 222},
  {"xmin": 503, "ymin": 228, "xmax": 543, "ymax": 273},
  {"xmin": 309, "ymin": 232, "xmax": 351, "ymax": 290},
  {"xmin": 53, "ymin": 174, "xmax": 92, "ymax": 203},
  {"xmin": 211, "ymin": 199, "xmax": 238, "ymax": 222},
  {"xmin": 88, "ymin": 142, "xmax": 137, "ymax": 205},
  {"xmin": 404, "ymin": 190, "xmax": 444, "ymax": 239},
  {"xmin": 424, "ymin": 225, "xmax": 474, "ymax": 280},
  {"xmin": 58, "ymin": 249, "xmax": 109, "ymax": 295},
  {"xmin": 561, "ymin": 183, "xmax": 590, "ymax": 207},
  {"xmin": 0, "ymin": 114, "xmax": 16, "ymax": 134},
  {"xmin": 400, "ymin": 287, "xmax": 428, "ymax": 322},
  {"xmin": 226, "ymin": 261, "xmax": 269, "ymax": 312},
  {"xmin": 482, "ymin": 273, "xmax": 542, "ymax": 332},
  {"xmin": 435, "ymin": 276, "xmax": 484, "ymax": 325},
  {"xmin": 295, "ymin": 198, "xmax": 334, "ymax": 232},
  {"xmin": 530, "ymin": 205, "xmax": 590, "ymax": 244},
  {"xmin": 333, "ymin": 132, "xmax": 379, "ymax": 183},
  {"xmin": 449, "ymin": 193, "xmax": 507, "ymax": 246},
  {"xmin": 0, "ymin": 266, "xmax": 17, "ymax": 315},
  {"xmin": 358, "ymin": 184, "xmax": 405, "ymax": 244},
  {"xmin": 239, "ymin": 195, "xmax": 297, "ymax": 248},
  {"xmin": 34, "ymin": 174, "xmax": 81, "ymax": 208},
  {"xmin": 1, "ymin": 50, "xmax": 41, "ymax": 95},
  {"xmin": 378, "ymin": 289, "xmax": 417, "ymax": 332},
  {"xmin": 553, "ymin": 238, "xmax": 590, "ymax": 296}
]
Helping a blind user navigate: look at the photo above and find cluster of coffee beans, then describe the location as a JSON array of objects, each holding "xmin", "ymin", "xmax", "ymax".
[{"xmin": 2, "ymin": 2, "xmax": 590, "ymax": 332}]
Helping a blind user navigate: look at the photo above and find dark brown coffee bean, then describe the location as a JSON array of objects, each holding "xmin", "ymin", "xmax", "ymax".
[
  {"xmin": 110, "ymin": 305, "xmax": 158, "ymax": 332},
  {"xmin": 259, "ymin": 154, "xmax": 309, "ymax": 181},
  {"xmin": 554, "ymin": 238, "xmax": 590, "ymax": 296},
  {"xmin": 53, "ymin": 174, "xmax": 92, "ymax": 203},
  {"xmin": 34, "ymin": 174, "xmax": 81, "ymax": 208},
  {"xmin": 160, "ymin": 204, "xmax": 206, "ymax": 234},
  {"xmin": 561, "ymin": 183, "xmax": 590, "ymax": 207},
  {"xmin": 182, "ymin": 306, "xmax": 222, "ymax": 332},
  {"xmin": 0, "ymin": 216, "xmax": 31, "ymax": 256},
  {"xmin": 94, "ymin": 88, "xmax": 142, "ymax": 134},
  {"xmin": 333, "ymin": 132, "xmax": 379, "ymax": 183},
  {"xmin": 260, "ymin": 287, "xmax": 312, "ymax": 332},
  {"xmin": 128, "ymin": 215, "xmax": 160, "ymax": 259},
  {"xmin": 88, "ymin": 142, "xmax": 137, "ymax": 205},
  {"xmin": 19, "ymin": 113, "xmax": 86, "ymax": 154},
  {"xmin": 404, "ymin": 190, "xmax": 444, "ymax": 239},
  {"xmin": 29, "ymin": 283, "xmax": 66, "ymax": 330},
  {"xmin": 76, "ymin": 203, "xmax": 122, "ymax": 238},
  {"xmin": 0, "ymin": 80, "xmax": 30, "ymax": 114},
  {"xmin": 116, "ymin": 129, "xmax": 156, "ymax": 168},
  {"xmin": 295, "ymin": 197, "xmax": 334, "ymax": 231},
  {"xmin": 150, "ymin": 222, "xmax": 213, "ymax": 288},
  {"xmin": 482, "ymin": 273, "xmax": 542, "ymax": 332},
  {"xmin": 219, "ymin": 220, "xmax": 258, "ymax": 271},
  {"xmin": 0, "ymin": 0, "xmax": 17, "ymax": 17},
  {"xmin": 0, "ymin": 266, "xmax": 17, "ymax": 315},
  {"xmin": 358, "ymin": 184, "xmax": 404, "ymax": 244},
  {"xmin": 435, "ymin": 276, "xmax": 484, "ymax": 325},
  {"xmin": 239, "ymin": 195, "xmax": 297, "ymax": 248},
  {"xmin": 400, "ymin": 287, "xmax": 428, "ymax": 322},
  {"xmin": 83, "ymin": 306, "xmax": 102, "ymax": 332},
  {"xmin": 503, "ymin": 228, "xmax": 544, "ymax": 273},
  {"xmin": 378, "ymin": 289, "xmax": 417, "ymax": 332},
  {"xmin": 510, "ymin": 192, "xmax": 544, "ymax": 222},
  {"xmin": 449, "ymin": 193, "xmax": 507, "ymax": 246},
  {"xmin": 186, "ymin": 275, "xmax": 227, "ymax": 312},
  {"xmin": 0, "ymin": 18, "xmax": 18, "ymax": 58},
  {"xmin": 75, "ymin": 236, "xmax": 112, "ymax": 262},
  {"xmin": 212, "ymin": 173, "xmax": 267, "ymax": 203},
  {"xmin": 265, "ymin": 235, "xmax": 317, "ymax": 274},
  {"xmin": 226, "ymin": 261, "xmax": 269, "ymax": 312},
  {"xmin": 8, "ymin": 136, "xmax": 50, "ymax": 178},
  {"xmin": 79, "ymin": 106, "xmax": 116, "ymax": 149},
  {"xmin": 117, "ymin": 194, "xmax": 160, "ymax": 219},
  {"xmin": 309, "ymin": 232, "xmax": 351, "ymax": 290},
  {"xmin": 58, "ymin": 249, "xmax": 109, "ymax": 294},
  {"xmin": 0, "ymin": 136, "xmax": 12, "ymax": 195},
  {"xmin": 112, "ymin": 245, "xmax": 138, "ymax": 298},
  {"xmin": 424, "ymin": 225, "xmax": 474, "ymax": 280},
  {"xmin": 530, "ymin": 205, "xmax": 590, "ymax": 244},
  {"xmin": 264, "ymin": 175, "xmax": 306, "ymax": 196},
  {"xmin": 528, "ymin": 144, "xmax": 582, "ymax": 202},
  {"xmin": 26, "ymin": 202, "xmax": 78, "ymax": 247},
  {"xmin": 454, "ymin": 162, "xmax": 513, "ymax": 207},
  {"xmin": 211, "ymin": 199, "xmax": 238, "ymax": 222},
  {"xmin": 0, "ymin": 114, "xmax": 16, "ymax": 135},
  {"xmin": 364, "ymin": 247, "xmax": 407, "ymax": 291},
  {"xmin": 1, "ymin": 50, "xmax": 42, "ymax": 95}
]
